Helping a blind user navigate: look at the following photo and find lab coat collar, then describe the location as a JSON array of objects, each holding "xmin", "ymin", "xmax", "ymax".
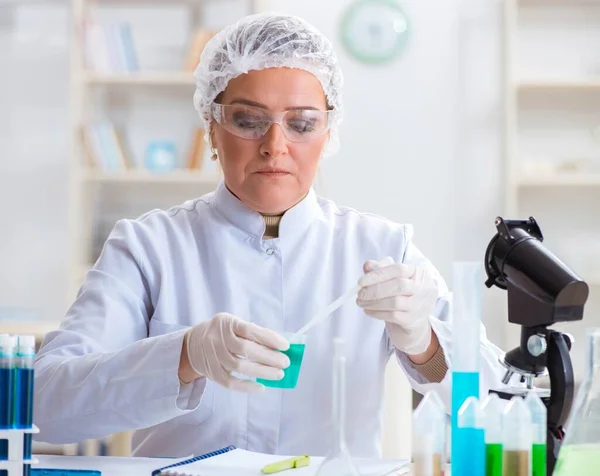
[{"xmin": 212, "ymin": 180, "xmax": 322, "ymax": 240}]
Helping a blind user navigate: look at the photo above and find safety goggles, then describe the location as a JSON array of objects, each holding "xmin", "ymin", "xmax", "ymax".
[{"xmin": 211, "ymin": 103, "xmax": 336, "ymax": 142}]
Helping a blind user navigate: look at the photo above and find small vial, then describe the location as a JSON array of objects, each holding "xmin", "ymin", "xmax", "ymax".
[
  {"xmin": 482, "ymin": 393, "xmax": 504, "ymax": 476},
  {"xmin": 0, "ymin": 334, "xmax": 16, "ymax": 466},
  {"xmin": 503, "ymin": 397, "xmax": 532, "ymax": 476},
  {"xmin": 16, "ymin": 335, "xmax": 36, "ymax": 467},
  {"xmin": 525, "ymin": 392, "xmax": 547, "ymax": 476},
  {"xmin": 457, "ymin": 396, "xmax": 485, "ymax": 476},
  {"xmin": 412, "ymin": 391, "xmax": 445, "ymax": 476},
  {"xmin": 0, "ymin": 335, "xmax": 16, "ymax": 429}
]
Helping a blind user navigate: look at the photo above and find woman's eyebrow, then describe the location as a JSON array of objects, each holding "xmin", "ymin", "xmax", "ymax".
[{"xmin": 229, "ymin": 98, "xmax": 321, "ymax": 111}]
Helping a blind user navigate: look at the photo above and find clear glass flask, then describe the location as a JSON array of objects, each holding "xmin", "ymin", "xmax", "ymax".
[
  {"xmin": 554, "ymin": 328, "xmax": 600, "ymax": 475},
  {"xmin": 315, "ymin": 338, "xmax": 360, "ymax": 476}
]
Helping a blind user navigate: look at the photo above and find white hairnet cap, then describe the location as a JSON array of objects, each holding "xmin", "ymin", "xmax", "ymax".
[{"xmin": 193, "ymin": 12, "xmax": 344, "ymax": 156}]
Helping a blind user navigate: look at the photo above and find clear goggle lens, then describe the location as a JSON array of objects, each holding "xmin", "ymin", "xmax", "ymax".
[{"xmin": 211, "ymin": 103, "xmax": 335, "ymax": 142}]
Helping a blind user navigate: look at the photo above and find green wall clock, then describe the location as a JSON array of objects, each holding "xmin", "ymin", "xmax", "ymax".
[{"xmin": 340, "ymin": 0, "xmax": 411, "ymax": 64}]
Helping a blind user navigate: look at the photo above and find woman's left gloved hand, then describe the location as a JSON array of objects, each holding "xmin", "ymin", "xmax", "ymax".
[{"xmin": 357, "ymin": 257, "xmax": 438, "ymax": 355}]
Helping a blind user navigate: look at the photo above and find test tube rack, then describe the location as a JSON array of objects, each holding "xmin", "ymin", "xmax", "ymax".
[{"xmin": 0, "ymin": 426, "xmax": 39, "ymax": 476}]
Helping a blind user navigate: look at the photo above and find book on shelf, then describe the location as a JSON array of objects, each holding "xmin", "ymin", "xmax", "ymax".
[
  {"xmin": 81, "ymin": 122, "xmax": 131, "ymax": 172},
  {"xmin": 186, "ymin": 128, "xmax": 206, "ymax": 170},
  {"xmin": 184, "ymin": 29, "xmax": 216, "ymax": 72},
  {"xmin": 84, "ymin": 20, "xmax": 139, "ymax": 73}
]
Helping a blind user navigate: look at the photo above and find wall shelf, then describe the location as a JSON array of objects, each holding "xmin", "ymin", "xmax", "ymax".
[
  {"xmin": 516, "ymin": 79, "xmax": 600, "ymax": 92},
  {"xmin": 82, "ymin": 71, "xmax": 195, "ymax": 86},
  {"xmin": 519, "ymin": 0, "xmax": 600, "ymax": 5},
  {"xmin": 517, "ymin": 174, "xmax": 600, "ymax": 187},
  {"xmin": 83, "ymin": 169, "xmax": 220, "ymax": 184}
]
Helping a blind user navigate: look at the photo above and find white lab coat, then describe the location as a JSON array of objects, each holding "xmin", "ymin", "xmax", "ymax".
[{"xmin": 34, "ymin": 181, "xmax": 508, "ymax": 458}]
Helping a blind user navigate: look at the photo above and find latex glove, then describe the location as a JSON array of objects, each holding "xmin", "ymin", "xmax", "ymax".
[
  {"xmin": 186, "ymin": 313, "xmax": 290, "ymax": 393},
  {"xmin": 357, "ymin": 257, "xmax": 437, "ymax": 355}
]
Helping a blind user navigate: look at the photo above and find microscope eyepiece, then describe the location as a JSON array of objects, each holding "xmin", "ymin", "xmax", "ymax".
[{"xmin": 484, "ymin": 216, "xmax": 588, "ymax": 327}]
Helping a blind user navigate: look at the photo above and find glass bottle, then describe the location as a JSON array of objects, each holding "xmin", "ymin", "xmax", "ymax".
[
  {"xmin": 315, "ymin": 338, "xmax": 360, "ymax": 476},
  {"xmin": 554, "ymin": 328, "xmax": 600, "ymax": 474}
]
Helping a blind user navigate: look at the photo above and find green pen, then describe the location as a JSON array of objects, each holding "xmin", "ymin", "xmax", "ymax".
[{"xmin": 262, "ymin": 455, "xmax": 310, "ymax": 474}]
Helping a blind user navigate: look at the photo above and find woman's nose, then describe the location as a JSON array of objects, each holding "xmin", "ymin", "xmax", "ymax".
[{"xmin": 259, "ymin": 123, "xmax": 288, "ymax": 159}]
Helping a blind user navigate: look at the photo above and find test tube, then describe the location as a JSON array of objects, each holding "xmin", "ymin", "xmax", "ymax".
[
  {"xmin": 525, "ymin": 392, "xmax": 547, "ymax": 476},
  {"xmin": 16, "ymin": 335, "xmax": 36, "ymax": 467},
  {"xmin": 502, "ymin": 397, "xmax": 532, "ymax": 476},
  {"xmin": 412, "ymin": 391, "xmax": 445, "ymax": 476},
  {"xmin": 482, "ymin": 393, "xmax": 504, "ymax": 476},
  {"xmin": 457, "ymin": 396, "xmax": 486, "ymax": 476},
  {"xmin": 0, "ymin": 334, "xmax": 16, "ymax": 466},
  {"xmin": 451, "ymin": 262, "xmax": 483, "ymax": 474}
]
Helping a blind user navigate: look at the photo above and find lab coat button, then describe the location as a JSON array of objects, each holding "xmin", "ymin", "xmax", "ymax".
[{"xmin": 266, "ymin": 248, "xmax": 275, "ymax": 255}]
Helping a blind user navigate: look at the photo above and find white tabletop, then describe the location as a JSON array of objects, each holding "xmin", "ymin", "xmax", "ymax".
[
  {"xmin": 36, "ymin": 455, "xmax": 188, "ymax": 476},
  {"xmin": 34, "ymin": 455, "xmax": 416, "ymax": 476}
]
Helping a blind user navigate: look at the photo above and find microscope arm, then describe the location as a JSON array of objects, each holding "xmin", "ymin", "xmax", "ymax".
[{"xmin": 547, "ymin": 331, "xmax": 575, "ymax": 431}]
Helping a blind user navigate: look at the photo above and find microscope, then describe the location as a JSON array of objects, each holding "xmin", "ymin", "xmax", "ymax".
[{"xmin": 483, "ymin": 216, "xmax": 589, "ymax": 475}]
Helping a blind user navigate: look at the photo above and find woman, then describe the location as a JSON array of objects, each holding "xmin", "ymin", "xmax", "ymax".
[{"xmin": 34, "ymin": 13, "xmax": 507, "ymax": 458}]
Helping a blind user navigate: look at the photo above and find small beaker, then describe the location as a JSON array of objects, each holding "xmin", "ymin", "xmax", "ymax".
[{"xmin": 257, "ymin": 334, "xmax": 306, "ymax": 389}]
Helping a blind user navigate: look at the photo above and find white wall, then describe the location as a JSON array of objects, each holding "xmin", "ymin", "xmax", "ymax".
[{"xmin": 0, "ymin": 3, "xmax": 71, "ymax": 322}]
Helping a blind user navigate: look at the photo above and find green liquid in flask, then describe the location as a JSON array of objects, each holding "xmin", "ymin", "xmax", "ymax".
[
  {"xmin": 532, "ymin": 443, "xmax": 546, "ymax": 476},
  {"xmin": 554, "ymin": 445, "xmax": 600, "ymax": 476},
  {"xmin": 486, "ymin": 443, "xmax": 503, "ymax": 476}
]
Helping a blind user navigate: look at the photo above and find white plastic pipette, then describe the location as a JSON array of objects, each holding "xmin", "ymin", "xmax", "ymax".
[
  {"xmin": 289, "ymin": 283, "xmax": 361, "ymax": 342},
  {"xmin": 290, "ymin": 261, "xmax": 389, "ymax": 342}
]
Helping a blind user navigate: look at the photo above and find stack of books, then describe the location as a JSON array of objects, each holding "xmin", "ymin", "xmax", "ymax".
[
  {"xmin": 81, "ymin": 122, "xmax": 131, "ymax": 171},
  {"xmin": 84, "ymin": 21, "xmax": 139, "ymax": 73}
]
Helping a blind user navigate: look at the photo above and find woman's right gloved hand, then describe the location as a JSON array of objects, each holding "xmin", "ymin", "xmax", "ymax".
[{"xmin": 184, "ymin": 313, "xmax": 290, "ymax": 393}]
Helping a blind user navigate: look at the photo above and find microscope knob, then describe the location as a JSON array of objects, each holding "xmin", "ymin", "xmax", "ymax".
[
  {"xmin": 527, "ymin": 334, "xmax": 547, "ymax": 357},
  {"xmin": 563, "ymin": 333, "xmax": 574, "ymax": 351}
]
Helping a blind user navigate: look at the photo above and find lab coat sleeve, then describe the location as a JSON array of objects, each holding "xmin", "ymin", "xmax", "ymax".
[
  {"xmin": 389, "ymin": 227, "xmax": 514, "ymax": 411},
  {"xmin": 34, "ymin": 219, "xmax": 208, "ymax": 444}
]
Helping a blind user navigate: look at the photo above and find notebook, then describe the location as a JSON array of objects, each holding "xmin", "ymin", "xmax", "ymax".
[{"xmin": 152, "ymin": 445, "xmax": 409, "ymax": 476}]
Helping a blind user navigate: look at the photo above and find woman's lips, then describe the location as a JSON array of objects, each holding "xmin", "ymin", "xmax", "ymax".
[{"xmin": 256, "ymin": 169, "xmax": 290, "ymax": 176}]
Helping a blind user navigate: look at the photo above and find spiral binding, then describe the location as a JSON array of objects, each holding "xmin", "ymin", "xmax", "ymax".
[{"xmin": 152, "ymin": 445, "xmax": 237, "ymax": 476}]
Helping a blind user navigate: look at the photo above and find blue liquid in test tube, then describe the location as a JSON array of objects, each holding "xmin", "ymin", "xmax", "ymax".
[
  {"xmin": 451, "ymin": 262, "xmax": 483, "ymax": 476},
  {"xmin": 0, "ymin": 335, "xmax": 16, "ymax": 476},
  {"xmin": 16, "ymin": 335, "xmax": 36, "ymax": 472}
]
